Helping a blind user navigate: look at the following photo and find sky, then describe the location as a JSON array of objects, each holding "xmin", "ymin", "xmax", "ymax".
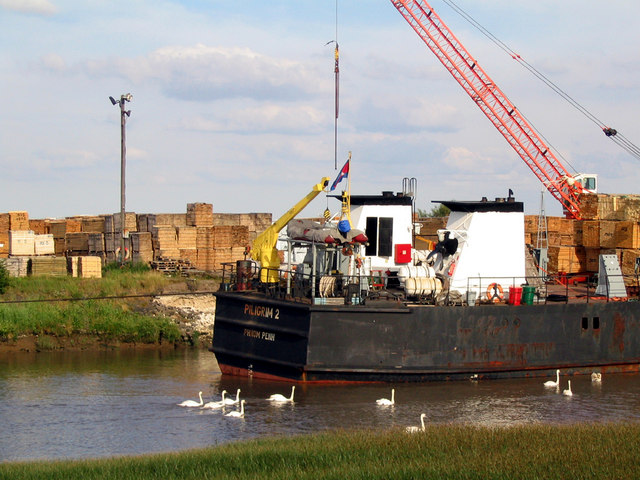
[{"xmin": 1, "ymin": 0, "xmax": 639, "ymax": 221}]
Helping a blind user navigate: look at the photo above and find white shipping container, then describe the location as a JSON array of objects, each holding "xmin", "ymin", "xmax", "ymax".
[
  {"xmin": 9, "ymin": 230, "xmax": 35, "ymax": 256},
  {"xmin": 34, "ymin": 234, "xmax": 55, "ymax": 255}
]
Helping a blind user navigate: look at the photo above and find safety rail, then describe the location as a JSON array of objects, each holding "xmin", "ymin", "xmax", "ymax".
[{"xmin": 218, "ymin": 261, "xmax": 640, "ymax": 306}]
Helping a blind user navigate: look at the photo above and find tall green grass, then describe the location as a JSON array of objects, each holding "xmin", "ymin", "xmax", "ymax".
[
  {"xmin": 0, "ymin": 269, "xmax": 182, "ymax": 344},
  {"xmin": 1, "ymin": 423, "xmax": 638, "ymax": 480}
]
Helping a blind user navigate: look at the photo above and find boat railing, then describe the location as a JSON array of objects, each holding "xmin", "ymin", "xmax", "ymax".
[
  {"xmin": 465, "ymin": 272, "xmax": 640, "ymax": 305},
  {"xmin": 217, "ymin": 260, "xmax": 640, "ymax": 305}
]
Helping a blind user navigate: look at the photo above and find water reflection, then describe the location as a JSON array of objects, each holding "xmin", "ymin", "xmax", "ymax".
[{"xmin": 0, "ymin": 348, "xmax": 639, "ymax": 462}]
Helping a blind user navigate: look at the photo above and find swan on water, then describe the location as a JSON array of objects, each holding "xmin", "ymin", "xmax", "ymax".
[
  {"xmin": 591, "ymin": 372, "xmax": 602, "ymax": 383},
  {"xmin": 376, "ymin": 388, "xmax": 395, "ymax": 406},
  {"xmin": 544, "ymin": 369, "xmax": 560, "ymax": 388},
  {"xmin": 269, "ymin": 386, "xmax": 295, "ymax": 403},
  {"xmin": 225, "ymin": 399, "xmax": 246, "ymax": 417},
  {"xmin": 562, "ymin": 380, "xmax": 573, "ymax": 396},
  {"xmin": 406, "ymin": 413, "xmax": 427, "ymax": 433},
  {"xmin": 178, "ymin": 391, "xmax": 204, "ymax": 407},
  {"xmin": 223, "ymin": 389, "xmax": 241, "ymax": 405},
  {"xmin": 202, "ymin": 390, "xmax": 227, "ymax": 409}
]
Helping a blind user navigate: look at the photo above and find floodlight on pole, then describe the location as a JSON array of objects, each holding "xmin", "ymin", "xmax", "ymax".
[{"xmin": 109, "ymin": 93, "xmax": 133, "ymax": 264}]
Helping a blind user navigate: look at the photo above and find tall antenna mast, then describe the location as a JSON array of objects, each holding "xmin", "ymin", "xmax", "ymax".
[{"xmin": 333, "ymin": 0, "xmax": 339, "ymax": 170}]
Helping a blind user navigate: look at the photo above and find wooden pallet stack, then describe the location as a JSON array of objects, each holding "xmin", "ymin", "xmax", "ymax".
[
  {"xmin": 65, "ymin": 232, "xmax": 90, "ymax": 255},
  {"xmin": 130, "ymin": 232, "xmax": 153, "ymax": 263},
  {"xmin": 522, "ymin": 194, "xmax": 640, "ymax": 280},
  {"xmin": 78, "ymin": 256, "xmax": 102, "ymax": 278},
  {"xmin": 187, "ymin": 203, "xmax": 213, "ymax": 227},
  {"xmin": 30, "ymin": 257, "xmax": 68, "ymax": 276},
  {"xmin": 150, "ymin": 256, "xmax": 198, "ymax": 275}
]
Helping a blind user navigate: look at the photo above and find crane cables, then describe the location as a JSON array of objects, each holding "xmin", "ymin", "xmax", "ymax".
[{"xmin": 439, "ymin": 0, "xmax": 640, "ymax": 162}]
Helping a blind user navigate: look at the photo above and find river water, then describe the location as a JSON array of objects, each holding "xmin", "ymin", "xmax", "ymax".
[{"xmin": 1, "ymin": 348, "xmax": 640, "ymax": 462}]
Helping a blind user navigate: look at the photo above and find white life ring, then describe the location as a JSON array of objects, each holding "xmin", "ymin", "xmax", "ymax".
[{"xmin": 115, "ymin": 247, "xmax": 130, "ymax": 260}]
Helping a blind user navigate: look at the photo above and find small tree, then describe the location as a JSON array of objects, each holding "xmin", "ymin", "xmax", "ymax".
[
  {"xmin": 0, "ymin": 261, "xmax": 10, "ymax": 294},
  {"xmin": 417, "ymin": 204, "xmax": 450, "ymax": 218}
]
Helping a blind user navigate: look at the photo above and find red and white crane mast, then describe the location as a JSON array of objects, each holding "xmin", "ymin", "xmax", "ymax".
[{"xmin": 391, "ymin": 0, "xmax": 586, "ymax": 218}]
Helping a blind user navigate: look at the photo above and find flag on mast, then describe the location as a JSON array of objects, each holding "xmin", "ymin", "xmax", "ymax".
[{"xmin": 330, "ymin": 157, "xmax": 349, "ymax": 191}]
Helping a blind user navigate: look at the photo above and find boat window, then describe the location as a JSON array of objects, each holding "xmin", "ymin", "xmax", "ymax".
[
  {"xmin": 379, "ymin": 217, "xmax": 393, "ymax": 257},
  {"xmin": 364, "ymin": 217, "xmax": 394, "ymax": 257},
  {"xmin": 365, "ymin": 217, "xmax": 378, "ymax": 256},
  {"xmin": 581, "ymin": 317, "xmax": 588, "ymax": 330},
  {"xmin": 593, "ymin": 317, "xmax": 600, "ymax": 330}
]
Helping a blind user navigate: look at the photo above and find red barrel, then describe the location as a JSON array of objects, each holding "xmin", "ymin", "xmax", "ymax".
[{"xmin": 508, "ymin": 286, "xmax": 523, "ymax": 306}]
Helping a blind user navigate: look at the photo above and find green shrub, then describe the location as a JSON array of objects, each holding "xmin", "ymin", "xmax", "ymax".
[{"xmin": 0, "ymin": 261, "xmax": 10, "ymax": 294}]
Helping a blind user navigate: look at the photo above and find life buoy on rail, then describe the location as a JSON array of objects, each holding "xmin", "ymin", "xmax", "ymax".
[
  {"xmin": 115, "ymin": 247, "xmax": 130, "ymax": 261},
  {"xmin": 486, "ymin": 283, "xmax": 504, "ymax": 303},
  {"xmin": 342, "ymin": 245, "xmax": 354, "ymax": 256}
]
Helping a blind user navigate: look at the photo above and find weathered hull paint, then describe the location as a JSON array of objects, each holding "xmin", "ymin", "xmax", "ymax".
[{"xmin": 212, "ymin": 292, "xmax": 640, "ymax": 383}]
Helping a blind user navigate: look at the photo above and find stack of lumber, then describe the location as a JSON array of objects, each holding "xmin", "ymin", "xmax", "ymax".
[
  {"xmin": 104, "ymin": 213, "xmax": 137, "ymax": 234},
  {"xmin": 8, "ymin": 211, "xmax": 29, "ymax": 230},
  {"xmin": 212, "ymin": 212, "xmax": 272, "ymax": 244},
  {"xmin": 138, "ymin": 213, "xmax": 186, "ymax": 232},
  {"xmin": 49, "ymin": 219, "xmax": 82, "ymax": 255},
  {"xmin": 177, "ymin": 226, "xmax": 197, "ymax": 250},
  {"xmin": 34, "ymin": 234, "xmax": 55, "ymax": 255},
  {"xmin": 88, "ymin": 233, "xmax": 105, "ymax": 255},
  {"xmin": 579, "ymin": 193, "xmax": 640, "ymax": 221},
  {"xmin": 29, "ymin": 219, "xmax": 48, "ymax": 234},
  {"xmin": 416, "ymin": 217, "xmax": 448, "ymax": 246},
  {"xmin": 192, "ymin": 225, "xmax": 249, "ymax": 271},
  {"xmin": 525, "ymin": 208, "xmax": 640, "ymax": 280},
  {"xmin": 151, "ymin": 225, "xmax": 179, "ymax": 259},
  {"xmin": 0, "ymin": 231, "xmax": 8, "ymax": 258},
  {"xmin": 30, "ymin": 257, "xmax": 67, "ymax": 276},
  {"xmin": 9, "ymin": 231, "xmax": 35, "ymax": 256},
  {"xmin": 187, "ymin": 203, "xmax": 213, "ymax": 227},
  {"xmin": 65, "ymin": 232, "xmax": 89, "ymax": 255},
  {"xmin": 2, "ymin": 257, "xmax": 28, "ymax": 277},
  {"xmin": 78, "ymin": 256, "xmax": 102, "ymax": 278},
  {"xmin": 150, "ymin": 256, "xmax": 198, "ymax": 275},
  {"xmin": 130, "ymin": 232, "xmax": 153, "ymax": 263},
  {"xmin": 77, "ymin": 216, "xmax": 106, "ymax": 233},
  {"xmin": 196, "ymin": 247, "xmax": 247, "ymax": 272}
]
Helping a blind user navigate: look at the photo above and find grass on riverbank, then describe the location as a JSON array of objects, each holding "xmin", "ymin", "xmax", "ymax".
[
  {"xmin": 0, "ymin": 267, "xmax": 186, "ymax": 346},
  {"xmin": 1, "ymin": 423, "xmax": 638, "ymax": 480}
]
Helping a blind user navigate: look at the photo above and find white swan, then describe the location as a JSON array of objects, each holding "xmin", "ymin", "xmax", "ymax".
[
  {"xmin": 544, "ymin": 369, "xmax": 560, "ymax": 388},
  {"xmin": 406, "ymin": 413, "xmax": 426, "ymax": 433},
  {"xmin": 269, "ymin": 386, "xmax": 295, "ymax": 403},
  {"xmin": 202, "ymin": 390, "xmax": 227, "ymax": 409},
  {"xmin": 223, "ymin": 389, "xmax": 241, "ymax": 405},
  {"xmin": 591, "ymin": 372, "xmax": 602, "ymax": 383},
  {"xmin": 225, "ymin": 399, "xmax": 245, "ymax": 417},
  {"xmin": 178, "ymin": 391, "xmax": 203, "ymax": 407},
  {"xmin": 563, "ymin": 380, "xmax": 573, "ymax": 396},
  {"xmin": 376, "ymin": 388, "xmax": 395, "ymax": 406}
]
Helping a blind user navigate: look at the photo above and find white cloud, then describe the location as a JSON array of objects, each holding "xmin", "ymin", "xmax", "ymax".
[
  {"xmin": 83, "ymin": 44, "xmax": 328, "ymax": 103},
  {"xmin": 180, "ymin": 103, "xmax": 327, "ymax": 135},
  {"xmin": 0, "ymin": 0, "xmax": 56, "ymax": 15}
]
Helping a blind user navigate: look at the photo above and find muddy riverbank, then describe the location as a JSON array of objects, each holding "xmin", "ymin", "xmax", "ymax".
[{"xmin": 0, "ymin": 280, "xmax": 218, "ymax": 353}]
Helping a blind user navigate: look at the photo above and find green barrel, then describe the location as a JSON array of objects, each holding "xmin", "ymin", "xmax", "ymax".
[{"xmin": 522, "ymin": 285, "xmax": 536, "ymax": 305}]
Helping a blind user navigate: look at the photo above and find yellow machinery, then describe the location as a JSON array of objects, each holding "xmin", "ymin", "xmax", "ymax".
[{"xmin": 250, "ymin": 176, "xmax": 330, "ymax": 283}]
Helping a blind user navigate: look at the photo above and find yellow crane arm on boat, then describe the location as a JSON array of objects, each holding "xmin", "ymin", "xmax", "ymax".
[{"xmin": 251, "ymin": 176, "xmax": 330, "ymax": 283}]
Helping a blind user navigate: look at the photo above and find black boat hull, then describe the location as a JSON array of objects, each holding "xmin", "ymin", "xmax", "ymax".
[{"xmin": 212, "ymin": 292, "xmax": 640, "ymax": 382}]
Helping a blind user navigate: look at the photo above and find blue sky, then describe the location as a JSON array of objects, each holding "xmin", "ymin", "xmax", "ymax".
[{"xmin": 1, "ymin": 0, "xmax": 639, "ymax": 220}]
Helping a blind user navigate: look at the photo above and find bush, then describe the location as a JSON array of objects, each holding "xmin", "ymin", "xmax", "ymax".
[{"xmin": 0, "ymin": 261, "xmax": 10, "ymax": 294}]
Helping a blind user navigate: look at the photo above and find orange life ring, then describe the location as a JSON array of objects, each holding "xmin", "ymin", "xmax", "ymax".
[
  {"xmin": 115, "ymin": 247, "xmax": 130, "ymax": 260},
  {"xmin": 342, "ymin": 245, "xmax": 354, "ymax": 256},
  {"xmin": 486, "ymin": 283, "xmax": 504, "ymax": 303}
]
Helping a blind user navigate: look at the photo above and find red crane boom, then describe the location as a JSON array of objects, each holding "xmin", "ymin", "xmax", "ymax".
[{"xmin": 391, "ymin": 0, "xmax": 586, "ymax": 218}]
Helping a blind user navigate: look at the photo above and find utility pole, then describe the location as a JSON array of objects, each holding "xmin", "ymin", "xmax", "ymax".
[{"xmin": 109, "ymin": 93, "xmax": 132, "ymax": 264}]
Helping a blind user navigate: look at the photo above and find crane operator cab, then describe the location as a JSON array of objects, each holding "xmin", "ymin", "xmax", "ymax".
[{"xmin": 573, "ymin": 173, "xmax": 598, "ymax": 193}]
